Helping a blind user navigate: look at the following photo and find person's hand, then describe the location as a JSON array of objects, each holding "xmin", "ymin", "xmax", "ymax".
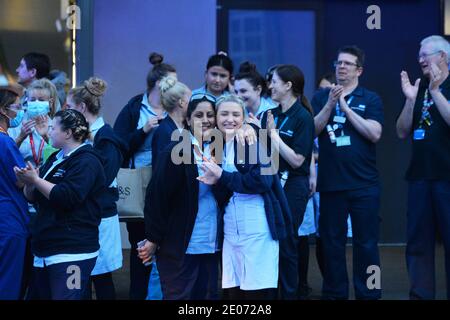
[
  {"xmin": 247, "ymin": 113, "xmax": 261, "ymax": 128},
  {"xmin": 308, "ymin": 174, "xmax": 317, "ymax": 197},
  {"xmin": 14, "ymin": 161, "xmax": 39, "ymax": 186},
  {"xmin": 236, "ymin": 123, "xmax": 256, "ymax": 146},
  {"xmin": 400, "ymin": 71, "xmax": 420, "ymax": 101},
  {"xmin": 326, "ymin": 84, "xmax": 344, "ymax": 108},
  {"xmin": 197, "ymin": 157, "xmax": 223, "ymax": 185},
  {"xmin": 18, "ymin": 119, "xmax": 35, "ymax": 140},
  {"xmin": 338, "ymin": 94, "xmax": 351, "ymax": 114},
  {"xmin": 143, "ymin": 116, "xmax": 162, "ymax": 134},
  {"xmin": 34, "ymin": 115, "xmax": 49, "ymax": 142},
  {"xmin": 266, "ymin": 110, "xmax": 278, "ymax": 138},
  {"xmin": 137, "ymin": 239, "xmax": 157, "ymax": 265},
  {"xmin": 429, "ymin": 63, "xmax": 445, "ymax": 91}
]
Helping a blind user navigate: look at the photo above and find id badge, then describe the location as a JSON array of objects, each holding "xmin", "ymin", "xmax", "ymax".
[
  {"xmin": 333, "ymin": 116, "xmax": 346, "ymax": 124},
  {"xmin": 336, "ymin": 135, "xmax": 351, "ymax": 147},
  {"xmin": 413, "ymin": 129, "xmax": 425, "ymax": 140}
]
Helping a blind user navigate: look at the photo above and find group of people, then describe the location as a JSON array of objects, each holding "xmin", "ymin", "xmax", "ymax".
[{"xmin": 0, "ymin": 34, "xmax": 449, "ymax": 301}]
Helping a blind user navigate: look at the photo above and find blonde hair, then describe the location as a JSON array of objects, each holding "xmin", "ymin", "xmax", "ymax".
[
  {"xmin": 28, "ymin": 78, "xmax": 60, "ymax": 117},
  {"xmin": 215, "ymin": 94, "xmax": 245, "ymax": 114},
  {"xmin": 69, "ymin": 77, "xmax": 107, "ymax": 115},
  {"xmin": 159, "ymin": 76, "xmax": 189, "ymax": 113}
]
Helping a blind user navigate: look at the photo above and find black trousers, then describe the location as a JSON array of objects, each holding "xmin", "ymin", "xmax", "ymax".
[
  {"xmin": 126, "ymin": 221, "xmax": 151, "ymax": 300},
  {"xmin": 406, "ymin": 180, "xmax": 450, "ymax": 300},
  {"xmin": 320, "ymin": 185, "xmax": 381, "ymax": 300},
  {"xmin": 28, "ymin": 258, "xmax": 97, "ymax": 300},
  {"xmin": 278, "ymin": 175, "xmax": 310, "ymax": 300},
  {"xmin": 158, "ymin": 253, "xmax": 219, "ymax": 300}
]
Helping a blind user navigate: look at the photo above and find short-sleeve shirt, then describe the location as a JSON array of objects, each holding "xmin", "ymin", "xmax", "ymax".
[
  {"xmin": 404, "ymin": 76, "xmax": 450, "ymax": 181},
  {"xmin": 261, "ymin": 99, "xmax": 314, "ymax": 176},
  {"xmin": 311, "ymin": 86, "xmax": 384, "ymax": 192},
  {"xmin": 0, "ymin": 133, "xmax": 29, "ymax": 237}
]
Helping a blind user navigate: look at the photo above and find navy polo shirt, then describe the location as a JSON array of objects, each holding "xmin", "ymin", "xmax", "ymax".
[
  {"xmin": 311, "ymin": 86, "xmax": 384, "ymax": 192},
  {"xmin": 405, "ymin": 76, "xmax": 450, "ymax": 181},
  {"xmin": 261, "ymin": 99, "xmax": 314, "ymax": 176}
]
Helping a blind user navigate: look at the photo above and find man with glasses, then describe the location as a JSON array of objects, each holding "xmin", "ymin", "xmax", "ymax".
[
  {"xmin": 311, "ymin": 46, "xmax": 384, "ymax": 300},
  {"xmin": 396, "ymin": 35, "xmax": 450, "ymax": 300}
]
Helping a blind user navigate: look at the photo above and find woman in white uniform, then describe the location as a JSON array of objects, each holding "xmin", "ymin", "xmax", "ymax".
[{"xmin": 199, "ymin": 94, "xmax": 292, "ymax": 300}]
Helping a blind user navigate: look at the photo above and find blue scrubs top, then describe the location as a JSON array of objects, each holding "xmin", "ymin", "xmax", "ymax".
[{"xmin": 0, "ymin": 132, "xmax": 29, "ymax": 237}]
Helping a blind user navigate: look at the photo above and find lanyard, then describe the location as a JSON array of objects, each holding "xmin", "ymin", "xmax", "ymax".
[
  {"xmin": 335, "ymin": 96, "xmax": 354, "ymax": 118},
  {"xmin": 274, "ymin": 116, "xmax": 289, "ymax": 131},
  {"xmin": 418, "ymin": 89, "xmax": 434, "ymax": 128},
  {"xmin": 29, "ymin": 134, "xmax": 45, "ymax": 166}
]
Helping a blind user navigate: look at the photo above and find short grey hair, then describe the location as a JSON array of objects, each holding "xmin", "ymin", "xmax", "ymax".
[
  {"xmin": 420, "ymin": 35, "xmax": 450, "ymax": 63},
  {"xmin": 215, "ymin": 94, "xmax": 246, "ymax": 113}
]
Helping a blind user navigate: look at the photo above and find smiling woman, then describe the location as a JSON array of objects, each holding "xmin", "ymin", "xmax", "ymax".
[
  {"xmin": 234, "ymin": 61, "xmax": 276, "ymax": 120},
  {"xmin": 140, "ymin": 94, "xmax": 222, "ymax": 300},
  {"xmin": 198, "ymin": 94, "xmax": 292, "ymax": 300}
]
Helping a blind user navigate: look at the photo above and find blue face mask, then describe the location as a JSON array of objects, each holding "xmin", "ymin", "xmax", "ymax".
[
  {"xmin": 9, "ymin": 110, "xmax": 25, "ymax": 128},
  {"xmin": 27, "ymin": 100, "xmax": 50, "ymax": 119}
]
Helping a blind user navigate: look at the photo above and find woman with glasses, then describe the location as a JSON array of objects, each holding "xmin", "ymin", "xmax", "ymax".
[
  {"xmin": 0, "ymin": 85, "xmax": 29, "ymax": 299},
  {"xmin": 198, "ymin": 94, "xmax": 292, "ymax": 300},
  {"xmin": 14, "ymin": 109, "xmax": 106, "ymax": 300},
  {"xmin": 138, "ymin": 94, "xmax": 223, "ymax": 300},
  {"xmin": 113, "ymin": 52, "xmax": 176, "ymax": 300},
  {"xmin": 192, "ymin": 52, "xmax": 233, "ymax": 98},
  {"xmin": 260, "ymin": 64, "xmax": 315, "ymax": 300}
]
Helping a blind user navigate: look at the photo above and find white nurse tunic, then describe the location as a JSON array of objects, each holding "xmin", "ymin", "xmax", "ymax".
[{"xmin": 221, "ymin": 141, "xmax": 279, "ymax": 290}]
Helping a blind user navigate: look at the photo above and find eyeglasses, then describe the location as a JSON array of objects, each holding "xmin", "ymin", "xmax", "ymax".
[
  {"xmin": 333, "ymin": 60, "xmax": 360, "ymax": 68},
  {"xmin": 190, "ymin": 92, "xmax": 217, "ymax": 104},
  {"xmin": 417, "ymin": 51, "xmax": 441, "ymax": 61}
]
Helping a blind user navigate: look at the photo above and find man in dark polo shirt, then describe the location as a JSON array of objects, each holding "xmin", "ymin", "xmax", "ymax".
[
  {"xmin": 312, "ymin": 46, "xmax": 383, "ymax": 300},
  {"xmin": 397, "ymin": 35, "xmax": 450, "ymax": 300}
]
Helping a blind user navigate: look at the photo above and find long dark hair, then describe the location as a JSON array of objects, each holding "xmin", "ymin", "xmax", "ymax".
[{"xmin": 275, "ymin": 65, "xmax": 313, "ymax": 115}]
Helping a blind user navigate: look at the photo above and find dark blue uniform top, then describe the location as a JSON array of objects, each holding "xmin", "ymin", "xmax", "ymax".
[
  {"xmin": 260, "ymin": 100, "xmax": 314, "ymax": 177},
  {"xmin": 31, "ymin": 144, "xmax": 106, "ymax": 257},
  {"xmin": 311, "ymin": 86, "xmax": 384, "ymax": 192},
  {"xmin": 0, "ymin": 133, "xmax": 29, "ymax": 237},
  {"xmin": 405, "ymin": 76, "xmax": 450, "ymax": 181},
  {"xmin": 151, "ymin": 116, "xmax": 181, "ymax": 169}
]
